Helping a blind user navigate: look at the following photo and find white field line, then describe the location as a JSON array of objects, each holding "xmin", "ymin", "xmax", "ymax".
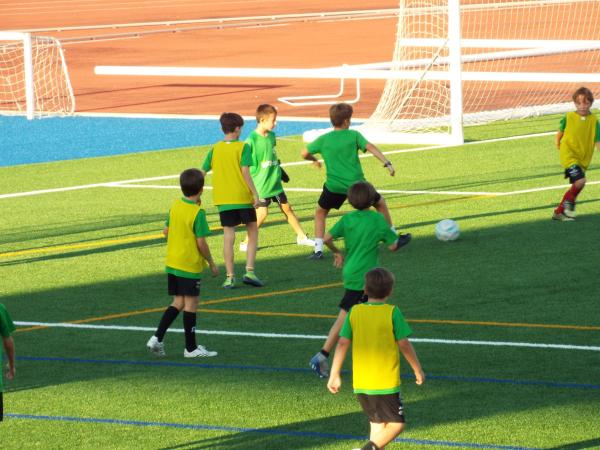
[
  {"xmin": 14, "ymin": 321, "xmax": 600, "ymax": 351},
  {"xmin": 88, "ymin": 181, "xmax": 600, "ymax": 198},
  {"xmin": 0, "ymin": 131, "xmax": 565, "ymax": 200}
]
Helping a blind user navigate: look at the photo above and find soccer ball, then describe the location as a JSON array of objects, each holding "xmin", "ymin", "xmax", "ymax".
[{"xmin": 435, "ymin": 219, "xmax": 460, "ymax": 241}]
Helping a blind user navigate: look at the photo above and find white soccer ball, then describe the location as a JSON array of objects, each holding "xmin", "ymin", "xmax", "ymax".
[{"xmin": 435, "ymin": 219, "xmax": 460, "ymax": 242}]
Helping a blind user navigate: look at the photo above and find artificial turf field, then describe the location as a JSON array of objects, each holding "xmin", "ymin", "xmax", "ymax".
[{"xmin": 1, "ymin": 119, "xmax": 599, "ymax": 449}]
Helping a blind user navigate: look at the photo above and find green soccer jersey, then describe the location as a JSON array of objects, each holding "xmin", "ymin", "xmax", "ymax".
[
  {"xmin": 246, "ymin": 130, "xmax": 284, "ymax": 198},
  {"xmin": 306, "ymin": 129, "xmax": 369, "ymax": 194},
  {"xmin": 329, "ymin": 209, "xmax": 398, "ymax": 290},
  {"xmin": 0, "ymin": 303, "xmax": 15, "ymax": 392}
]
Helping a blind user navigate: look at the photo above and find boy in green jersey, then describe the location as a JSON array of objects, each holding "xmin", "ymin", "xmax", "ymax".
[
  {"xmin": 327, "ymin": 268, "xmax": 424, "ymax": 450},
  {"xmin": 309, "ymin": 181, "xmax": 408, "ymax": 379},
  {"xmin": 301, "ymin": 102, "xmax": 410, "ymax": 259},
  {"xmin": 147, "ymin": 169, "xmax": 219, "ymax": 358},
  {"xmin": 239, "ymin": 104, "xmax": 314, "ymax": 251},
  {"xmin": 553, "ymin": 87, "xmax": 600, "ymax": 221},
  {"xmin": 201, "ymin": 113, "xmax": 264, "ymax": 288},
  {"xmin": 0, "ymin": 303, "xmax": 16, "ymax": 421}
]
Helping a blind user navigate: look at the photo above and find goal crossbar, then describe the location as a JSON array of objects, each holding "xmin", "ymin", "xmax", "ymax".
[{"xmin": 95, "ymin": 65, "xmax": 600, "ymax": 83}]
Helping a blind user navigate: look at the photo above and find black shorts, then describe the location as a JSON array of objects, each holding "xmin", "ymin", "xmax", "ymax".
[
  {"xmin": 219, "ymin": 208, "xmax": 257, "ymax": 227},
  {"xmin": 318, "ymin": 184, "xmax": 381, "ymax": 210},
  {"xmin": 564, "ymin": 165, "xmax": 585, "ymax": 184},
  {"xmin": 168, "ymin": 273, "xmax": 201, "ymax": 296},
  {"xmin": 258, "ymin": 191, "xmax": 288, "ymax": 207},
  {"xmin": 339, "ymin": 289, "xmax": 368, "ymax": 312},
  {"xmin": 357, "ymin": 392, "xmax": 405, "ymax": 424}
]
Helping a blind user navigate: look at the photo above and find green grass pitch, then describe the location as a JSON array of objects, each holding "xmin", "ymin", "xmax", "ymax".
[{"xmin": 1, "ymin": 121, "xmax": 599, "ymax": 449}]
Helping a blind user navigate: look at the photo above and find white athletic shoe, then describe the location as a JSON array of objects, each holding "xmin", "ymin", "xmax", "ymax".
[
  {"xmin": 146, "ymin": 336, "xmax": 165, "ymax": 357},
  {"xmin": 239, "ymin": 241, "xmax": 248, "ymax": 252},
  {"xmin": 296, "ymin": 235, "xmax": 315, "ymax": 247},
  {"xmin": 184, "ymin": 345, "xmax": 218, "ymax": 358}
]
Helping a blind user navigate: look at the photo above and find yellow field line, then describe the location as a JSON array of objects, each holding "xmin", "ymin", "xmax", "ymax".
[
  {"xmin": 0, "ymin": 234, "xmax": 164, "ymax": 258},
  {"xmin": 1, "ymin": 194, "xmax": 486, "ymax": 259},
  {"xmin": 408, "ymin": 318, "xmax": 600, "ymax": 331},
  {"xmin": 188, "ymin": 309, "xmax": 600, "ymax": 331},
  {"xmin": 14, "ymin": 282, "xmax": 343, "ymax": 333}
]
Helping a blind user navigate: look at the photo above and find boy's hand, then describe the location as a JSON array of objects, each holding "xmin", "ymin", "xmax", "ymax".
[
  {"xmin": 252, "ymin": 196, "xmax": 260, "ymax": 209},
  {"xmin": 414, "ymin": 369, "xmax": 425, "ymax": 385},
  {"xmin": 333, "ymin": 252, "xmax": 344, "ymax": 268},
  {"xmin": 209, "ymin": 262, "xmax": 219, "ymax": 277},
  {"xmin": 327, "ymin": 374, "xmax": 341, "ymax": 393},
  {"xmin": 384, "ymin": 161, "xmax": 395, "ymax": 176},
  {"xmin": 312, "ymin": 160, "xmax": 322, "ymax": 169}
]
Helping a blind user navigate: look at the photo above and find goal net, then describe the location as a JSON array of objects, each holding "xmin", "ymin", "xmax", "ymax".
[
  {"xmin": 0, "ymin": 32, "xmax": 75, "ymax": 119},
  {"xmin": 358, "ymin": 0, "xmax": 600, "ymax": 144}
]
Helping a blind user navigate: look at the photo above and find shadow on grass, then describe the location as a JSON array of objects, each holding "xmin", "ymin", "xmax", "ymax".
[
  {"xmin": 3, "ymin": 213, "xmax": 600, "ymax": 449},
  {"xmin": 547, "ymin": 438, "xmax": 600, "ymax": 450},
  {"xmin": 156, "ymin": 412, "xmax": 365, "ymax": 450}
]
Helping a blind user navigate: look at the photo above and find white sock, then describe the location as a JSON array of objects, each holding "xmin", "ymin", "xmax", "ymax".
[
  {"xmin": 390, "ymin": 225, "xmax": 397, "ymax": 234},
  {"xmin": 315, "ymin": 238, "xmax": 324, "ymax": 252}
]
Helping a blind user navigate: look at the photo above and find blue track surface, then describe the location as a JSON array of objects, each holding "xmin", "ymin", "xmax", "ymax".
[{"xmin": 0, "ymin": 115, "xmax": 330, "ymax": 167}]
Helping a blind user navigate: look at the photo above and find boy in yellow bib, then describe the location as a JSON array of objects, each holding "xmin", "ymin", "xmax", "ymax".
[
  {"xmin": 327, "ymin": 268, "xmax": 424, "ymax": 450},
  {"xmin": 202, "ymin": 113, "xmax": 264, "ymax": 288},
  {"xmin": 553, "ymin": 87, "xmax": 600, "ymax": 221},
  {"xmin": 147, "ymin": 169, "xmax": 219, "ymax": 358}
]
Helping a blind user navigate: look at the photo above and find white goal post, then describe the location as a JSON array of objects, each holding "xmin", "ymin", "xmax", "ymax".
[
  {"xmin": 95, "ymin": 0, "xmax": 600, "ymax": 144},
  {"xmin": 0, "ymin": 32, "xmax": 75, "ymax": 119}
]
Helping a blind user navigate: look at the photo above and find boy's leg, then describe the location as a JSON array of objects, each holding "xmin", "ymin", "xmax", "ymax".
[
  {"xmin": 309, "ymin": 310, "xmax": 346, "ymax": 378},
  {"xmin": 312, "ymin": 205, "xmax": 329, "ymax": 257},
  {"xmin": 278, "ymin": 200, "xmax": 313, "ymax": 245},
  {"xmin": 147, "ymin": 287, "xmax": 184, "ymax": 356},
  {"xmin": 183, "ymin": 295, "xmax": 217, "ymax": 357},
  {"xmin": 241, "ymin": 206, "xmax": 268, "ymax": 249},
  {"xmin": 182, "ymin": 295, "xmax": 199, "ymax": 352},
  {"xmin": 243, "ymin": 221, "xmax": 264, "ymax": 286},
  {"xmin": 374, "ymin": 196, "xmax": 393, "ymax": 228},
  {"xmin": 154, "ymin": 294, "xmax": 183, "ymax": 340},
  {"xmin": 223, "ymin": 226, "xmax": 236, "ymax": 279},
  {"xmin": 369, "ymin": 422, "xmax": 404, "ymax": 449},
  {"xmin": 555, "ymin": 167, "xmax": 586, "ymax": 218},
  {"xmin": 311, "ymin": 289, "xmax": 365, "ymax": 377}
]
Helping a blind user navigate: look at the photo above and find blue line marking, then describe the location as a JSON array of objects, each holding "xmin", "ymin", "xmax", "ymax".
[
  {"xmin": 5, "ymin": 413, "xmax": 540, "ymax": 449},
  {"xmin": 0, "ymin": 115, "xmax": 330, "ymax": 167},
  {"xmin": 16, "ymin": 355, "xmax": 600, "ymax": 389}
]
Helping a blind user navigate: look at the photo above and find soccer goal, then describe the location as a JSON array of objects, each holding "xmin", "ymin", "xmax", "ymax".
[
  {"xmin": 358, "ymin": 0, "xmax": 600, "ymax": 144},
  {"xmin": 0, "ymin": 32, "xmax": 75, "ymax": 119},
  {"xmin": 95, "ymin": 1, "xmax": 600, "ymax": 145}
]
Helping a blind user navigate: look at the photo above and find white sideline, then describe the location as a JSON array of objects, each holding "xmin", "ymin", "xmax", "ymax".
[
  {"xmin": 0, "ymin": 132, "xmax": 557, "ymax": 200},
  {"xmin": 14, "ymin": 321, "xmax": 600, "ymax": 352}
]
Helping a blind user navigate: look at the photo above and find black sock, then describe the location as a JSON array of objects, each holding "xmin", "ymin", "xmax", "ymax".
[
  {"xmin": 183, "ymin": 311, "xmax": 198, "ymax": 352},
  {"xmin": 361, "ymin": 441, "xmax": 379, "ymax": 450},
  {"xmin": 320, "ymin": 349, "xmax": 330, "ymax": 358},
  {"xmin": 155, "ymin": 306, "xmax": 179, "ymax": 341}
]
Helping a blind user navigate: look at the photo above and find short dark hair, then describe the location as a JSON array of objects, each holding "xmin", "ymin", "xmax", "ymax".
[
  {"xmin": 220, "ymin": 112, "xmax": 244, "ymax": 133},
  {"xmin": 256, "ymin": 104, "xmax": 277, "ymax": 122},
  {"xmin": 329, "ymin": 103, "xmax": 353, "ymax": 127},
  {"xmin": 347, "ymin": 181, "xmax": 376, "ymax": 210},
  {"xmin": 572, "ymin": 87, "xmax": 594, "ymax": 104},
  {"xmin": 179, "ymin": 168, "xmax": 204, "ymax": 197},
  {"xmin": 364, "ymin": 267, "xmax": 395, "ymax": 299}
]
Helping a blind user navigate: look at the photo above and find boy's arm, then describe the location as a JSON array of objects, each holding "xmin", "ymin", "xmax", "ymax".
[
  {"xmin": 556, "ymin": 131, "xmax": 564, "ymax": 150},
  {"xmin": 327, "ymin": 337, "xmax": 350, "ymax": 393},
  {"xmin": 397, "ymin": 338, "xmax": 425, "ymax": 385},
  {"xmin": 2, "ymin": 336, "xmax": 15, "ymax": 380},
  {"xmin": 300, "ymin": 148, "xmax": 322, "ymax": 168},
  {"xmin": 196, "ymin": 237, "xmax": 219, "ymax": 277},
  {"xmin": 365, "ymin": 143, "xmax": 395, "ymax": 176},
  {"xmin": 324, "ymin": 232, "xmax": 344, "ymax": 268},
  {"xmin": 241, "ymin": 166, "xmax": 260, "ymax": 208}
]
